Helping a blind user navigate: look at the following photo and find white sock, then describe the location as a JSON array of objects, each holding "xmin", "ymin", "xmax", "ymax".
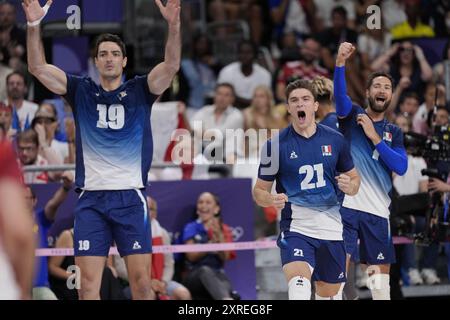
[
  {"xmin": 315, "ymin": 294, "xmax": 330, "ymax": 300},
  {"xmin": 367, "ymin": 273, "xmax": 390, "ymax": 300},
  {"xmin": 288, "ymin": 276, "xmax": 311, "ymax": 300}
]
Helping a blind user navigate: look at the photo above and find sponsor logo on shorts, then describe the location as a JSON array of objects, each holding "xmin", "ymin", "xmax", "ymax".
[
  {"xmin": 133, "ymin": 241, "xmax": 142, "ymax": 250},
  {"xmin": 377, "ymin": 252, "xmax": 385, "ymax": 260}
]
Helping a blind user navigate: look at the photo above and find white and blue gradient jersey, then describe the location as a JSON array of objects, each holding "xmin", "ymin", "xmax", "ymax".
[
  {"xmin": 338, "ymin": 104, "xmax": 404, "ymax": 218},
  {"xmin": 64, "ymin": 74, "xmax": 157, "ymax": 191},
  {"xmin": 258, "ymin": 124, "xmax": 354, "ymax": 240}
]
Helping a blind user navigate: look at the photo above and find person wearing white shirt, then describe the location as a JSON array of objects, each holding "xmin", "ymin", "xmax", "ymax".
[
  {"xmin": 191, "ymin": 83, "xmax": 244, "ymax": 162},
  {"xmin": 217, "ymin": 40, "xmax": 271, "ymax": 109},
  {"xmin": 5, "ymin": 71, "xmax": 38, "ymax": 131}
]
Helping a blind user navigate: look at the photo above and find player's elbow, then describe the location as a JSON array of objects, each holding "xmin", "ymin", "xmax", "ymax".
[{"xmin": 394, "ymin": 161, "xmax": 408, "ymax": 176}]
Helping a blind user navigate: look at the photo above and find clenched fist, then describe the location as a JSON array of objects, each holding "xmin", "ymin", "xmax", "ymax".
[{"xmin": 336, "ymin": 42, "xmax": 356, "ymax": 66}]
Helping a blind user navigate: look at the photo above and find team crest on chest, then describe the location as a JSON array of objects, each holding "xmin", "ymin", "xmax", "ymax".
[
  {"xmin": 290, "ymin": 151, "xmax": 298, "ymax": 159},
  {"xmin": 321, "ymin": 145, "xmax": 332, "ymax": 156},
  {"xmin": 118, "ymin": 91, "xmax": 128, "ymax": 100}
]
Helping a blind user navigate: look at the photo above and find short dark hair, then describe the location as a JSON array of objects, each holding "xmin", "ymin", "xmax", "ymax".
[
  {"xmin": 366, "ymin": 71, "xmax": 394, "ymax": 90},
  {"xmin": 285, "ymin": 79, "xmax": 317, "ymax": 102},
  {"xmin": 215, "ymin": 83, "xmax": 235, "ymax": 96},
  {"xmin": 332, "ymin": 6, "xmax": 347, "ymax": 19},
  {"xmin": 238, "ymin": 40, "xmax": 257, "ymax": 57},
  {"xmin": 93, "ymin": 33, "xmax": 126, "ymax": 58},
  {"xmin": 6, "ymin": 71, "xmax": 26, "ymax": 84},
  {"xmin": 401, "ymin": 92, "xmax": 420, "ymax": 104},
  {"xmin": 17, "ymin": 129, "xmax": 39, "ymax": 147}
]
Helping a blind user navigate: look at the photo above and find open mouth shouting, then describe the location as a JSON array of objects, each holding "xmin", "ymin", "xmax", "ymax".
[
  {"xmin": 297, "ymin": 110, "xmax": 306, "ymax": 124},
  {"xmin": 375, "ymin": 96, "xmax": 386, "ymax": 105}
]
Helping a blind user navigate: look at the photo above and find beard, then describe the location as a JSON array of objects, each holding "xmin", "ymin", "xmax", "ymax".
[{"xmin": 368, "ymin": 96, "xmax": 391, "ymax": 113}]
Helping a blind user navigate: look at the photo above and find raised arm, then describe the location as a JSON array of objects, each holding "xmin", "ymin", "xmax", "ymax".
[
  {"xmin": 23, "ymin": 0, "xmax": 67, "ymax": 95},
  {"xmin": 147, "ymin": 0, "xmax": 181, "ymax": 96},
  {"xmin": 44, "ymin": 171, "xmax": 73, "ymax": 221},
  {"xmin": 334, "ymin": 42, "xmax": 356, "ymax": 118}
]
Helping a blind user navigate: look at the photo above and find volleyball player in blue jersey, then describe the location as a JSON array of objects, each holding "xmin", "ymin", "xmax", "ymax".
[
  {"xmin": 253, "ymin": 79, "xmax": 360, "ymax": 300},
  {"xmin": 334, "ymin": 42, "xmax": 408, "ymax": 300},
  {"xmin": 23, "ymin": 0, "xmax": 181, "ymax": 299}
]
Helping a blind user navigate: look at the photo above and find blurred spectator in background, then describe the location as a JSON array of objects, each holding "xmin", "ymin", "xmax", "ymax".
[
  {"xmin": 391, "ymin": 1, "xmax": 435, "ymax": 40},
  {"xmin": 357, "ymin": 27, "xmax": 391, "ymax": 79},
  {"xmin": 424, "ymin": 0, "xmax": 450, "ymax": 37},
  {"xmin": 191, "ymin": 83, "xmax": 244, "ymax": 163},
  {"xmin": 314, "ymin": 0, "xmax": 356, "ymax": 31},
  {"xmin": 269, "ymin": 0, "xmax": 316, "ymax": 45},
  {"xmin": 180, "ymin": 34, "xmax": 217, "ymax": 113},
  {"xmin": 17, "ymin": 129, "xmax": 62, "ymax": 184},
  {"xmin": 243, "ymin": 85, "xmax": 283, "ymax": 159},
  {"xmin": 0, "ymin": 138, "xmax": 35, "ymax": 299},
  {"xmin": 28, "ymin": 172, "xmax": 73, "ymax": 299},
  {"xmin": 0, "ymin": 55, "xmax": 13, "ymax": 102},
  {"xmin": 49, "ymin": 227, "xmax": 128, "ymax": 300},
  {"xmin": 147, "ymin": 196, "xmax": 191, "ymax": 300},
  {"xmin": 31, "ymin": 103, "xmax": 70, "ymax": 164},
  {"xmin": 208, "ymin": 0, "xmax": 263, "ymax": 46},
  {"xmin": 5, "ymin": 71, "xmax": 38, "ymax": 132},
  {"xmin": 276, "ymin": 37, "xmax": 328, "ymax": 102},
  {"xmin": 0, "ymin": 1, "xmax": 26, "ymax": 70},
  {"xmin": 381, "ymin": 0, "xmax": 406, "ymax": 31},
  {"xmin": 398, "ymin": 92, "xmax": 420, "ymax": 118},
  {"xmin": 0, "ymin": 102, "xmax": 15, "ymax": 140},
  {"xmin": 217, "ymin": 40, "xmax": 271, "ymax": 109},
  {"xmin": 317, "ymin": 6, "xmax": 364, "ymax": 104},
  {"xmin": 318, "ymin": 6, "xmax": 358, "ymax": 71},
  {"xmin": 412, "ymin": 83, "xmax": 444, "ymax": 135},
  {"xmin": 433, "ymin": 40, "xmax": 450, "ymax": 85},
  {"xmin": 180, "ymin": 192, "xmax": 237, "ymax": 300},
  {"xmin": 372, "ymin": 41, "xmax": 433, "ymax": 105}
]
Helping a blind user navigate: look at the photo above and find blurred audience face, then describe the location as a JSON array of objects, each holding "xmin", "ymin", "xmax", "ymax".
[
  {"xmin": 6, "ymin": 73, "xmax": 26, "ymax": 101},
  {"xmin": 435, "ymin": 109, "xmax": 449, "ymax": 126},
  {"xmin": 238, "ymin": 42, "xmax": 255, "ymax": 66},
  {"xmin": 300, "ymin": 39, "xmax": 320, "ymax": 65},
  {"xmin": 214, "ymin": 85, "xmax": 235, "ymax": 110},
  {"xmin": 0, "ymin": 107, "xmax": 12, "ymax": 130},
  {"xmin": 24, "ymin": 186, "xmax": 37, "ymax": 213},
  {"xmin": 367, "ymin": 76, "xmax": 393, "ymax": 113},
  {"xmin": 400, "ymin": 96, "xmax": 420, "ymax": 116},
  {"xmin": 331, "ymin": 11, "xmax": 346, "ymax": 30},
  {"xmin": 18, "ymin": 138, "xmax": 38, "ymax": 165},
  {"xmin": 193, "ymin": 35, "xmax": 210, "ymax": 58},
  {"xmin": 0, "ymin": 3, "xmax": 16, "ymax": 29},
  {"xmin": 252, "ymin": 86, "xmax": 272, "ymax": 113},
  {"xmin": 424, "ymin": 84, "xmax": 436, "ymax": 108},
  {"xmin": 196, "ymin": 192, "xmax": 219, "ymax": 223},
  {"xmin": 395, "ymin": 114, "xmax": 410, "ymax": 133},
  {"xmin": 399, "ymin": 42, "xmax": 414, "ymax": 65},
  {"xmin": 95, "ymin": 41, "xmax": 127, "ymax": 80},
  {"xmin": 36, "ymin": 104, "xmax": 58, "ymax": 139}
]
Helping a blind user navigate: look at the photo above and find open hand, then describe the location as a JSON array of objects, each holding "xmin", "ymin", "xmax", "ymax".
[
  {"xmin": 155, "ymin": 0, "xmax": 181, "ymax": 27},
  {"xmin": 22, "ymin": 0, "xmax": 52, "ymax": 24}
]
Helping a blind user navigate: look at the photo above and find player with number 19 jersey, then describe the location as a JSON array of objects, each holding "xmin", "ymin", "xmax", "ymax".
[
  {"xmin": 64, "ymin": 74, "xmax": 158, "ymax": 257},
  {"xmin": 64, "ymin": 74, "xmax": 157, "ymax": 191}
]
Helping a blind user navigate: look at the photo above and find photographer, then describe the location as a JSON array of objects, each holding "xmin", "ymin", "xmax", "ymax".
[{"xmin": 392, "ymin": 114, "xmax": 439, "ymax": 287}]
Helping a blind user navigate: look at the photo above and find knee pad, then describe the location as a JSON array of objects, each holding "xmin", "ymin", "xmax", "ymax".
[
  {"xmin": 288, "ymin": 276, "xmax": 311, "ymax": 300},
  {"xmin": 367, "ymin": 273, "xmax": 390, "ymax": 300}
]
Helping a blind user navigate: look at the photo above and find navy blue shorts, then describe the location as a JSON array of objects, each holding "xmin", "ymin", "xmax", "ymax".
[
  {"xmin": 74, "ymin": 190, "xmax": 151, "ymax": 257},
  {"xmin": 341, "ymin": 207, "xmax": 395, "ymax": 265},
  {"xmin": 277, "ymin": 231, "xmax": 346, "ymax": 284}
]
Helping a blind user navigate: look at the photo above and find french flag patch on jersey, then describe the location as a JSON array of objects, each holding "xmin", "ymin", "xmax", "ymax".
[
  {"xmin": 321, "ymin": 145, "xmax": 332, "ymax": 156},
  {"xmin": 383, "ymin": 132, "xmax": 392, "ymax": 142}
]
